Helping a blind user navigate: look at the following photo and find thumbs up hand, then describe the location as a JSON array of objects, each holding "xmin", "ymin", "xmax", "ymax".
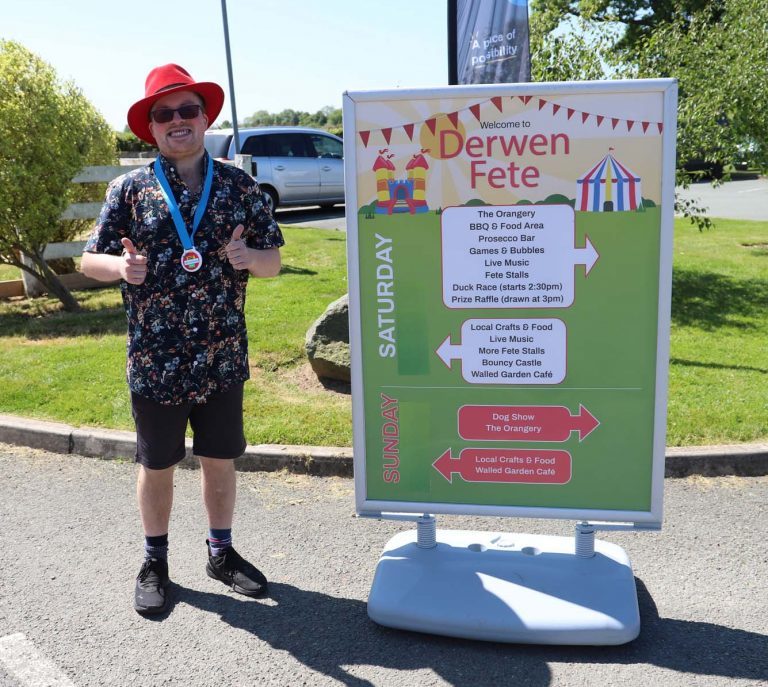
[
  {"xmin": 225, "ymin": 224, "xmax": 253, "ymax": 271},
  {"xmin": 120, "ymin": 237, "xmax": 148, "ymax": 285},
  {"xmin": 230, "ymin": 225, "xmax": 244, "ymax": 242}
]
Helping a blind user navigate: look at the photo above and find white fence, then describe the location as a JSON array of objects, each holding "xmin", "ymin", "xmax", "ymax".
[{"xmin": 1, "ymin": 155, "xmax": 253, "ymax": 299}]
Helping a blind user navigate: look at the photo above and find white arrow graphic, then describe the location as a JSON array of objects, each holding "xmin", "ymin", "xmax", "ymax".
[
  {"xmin": 436, "ymin": 319, "xmax": 567, "ymax": 384},
  {"xmin": 575, "ymin": 235, "xmax": 600, "ymax": 276},
  {"xmin": 441, "ymin": 205, "xmax": 601, "ymax": 310},
  {"xmin": 436, "ymin": 335, "xmax": 462, "ymax": 369}
]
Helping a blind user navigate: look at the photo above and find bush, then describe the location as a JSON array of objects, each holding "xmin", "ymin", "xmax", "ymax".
[{"xmin": 0, "ymin": 40, "xmax": 115, "ymax": 311}]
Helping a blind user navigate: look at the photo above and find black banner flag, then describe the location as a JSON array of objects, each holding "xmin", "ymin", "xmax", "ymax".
[{"xmin": 449, "ymin": 0, "xmax": 531, "ymax": 85}]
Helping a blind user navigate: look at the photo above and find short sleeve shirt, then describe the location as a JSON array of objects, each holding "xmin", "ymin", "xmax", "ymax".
[{"xmin": 84, "ymin": 153, "xmax": 284, "ymax": 405}]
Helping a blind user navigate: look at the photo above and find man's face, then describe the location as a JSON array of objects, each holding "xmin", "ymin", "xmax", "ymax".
[{"xmin": 148, "ymin": 90, "xmax": 208, "ymax": 160}]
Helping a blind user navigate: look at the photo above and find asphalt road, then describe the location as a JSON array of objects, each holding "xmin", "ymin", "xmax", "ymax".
[
  {"xmin": 275, "ymin": 205, "xmax": 347, "ymax": 231},
  {"xmin": 0, "ymin": 444, "xmax": 766, "ymax": 687},
  {"xmin": 675, "ymin": 177, "xmax": 768, "ymax": 221}
]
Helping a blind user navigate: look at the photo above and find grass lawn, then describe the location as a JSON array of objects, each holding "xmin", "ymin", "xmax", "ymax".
[
  {"xmin": 668, "ymin": 218, "xmax": 768, "ymax": 445},
  {"xmin": 0, "ymin": 266, "xmax": 18, "ymax": 280},
  {"xmin": 0, "ymin": 219, "xmax": 766, "ymax": 447},
  {"xmin": 0, "ymin": 227, "xmax": 351, "ymax": 446}
]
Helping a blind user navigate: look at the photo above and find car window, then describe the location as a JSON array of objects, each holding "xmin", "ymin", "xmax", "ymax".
[
  {"xmin": 309, "ymin": 134, "xmax": 343, "ymax": 159},
  {"xmin": 204, "ymin": 133, "xmax": 232, "ymax": 158},
  {"xmin": 264, "ymin": 134, "xmax": 310, "ymax": 157},
  {"xmin": 241, "ymin": 135, "xmax": 267, "ymax": 157}
]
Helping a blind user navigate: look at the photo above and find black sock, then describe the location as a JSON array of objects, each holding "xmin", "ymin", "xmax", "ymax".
[
  {"xmin": 208, "ymin": 528, "xmax": 232, "ymax": 556},
  {"xmin": 144, "ymin": 533, "xmax": 168, "ymax": 560}
]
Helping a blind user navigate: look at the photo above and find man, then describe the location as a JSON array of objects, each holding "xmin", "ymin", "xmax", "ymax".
[{"xmin": 81, "ymin": 64, "xmax": 284, "ymax": 615}]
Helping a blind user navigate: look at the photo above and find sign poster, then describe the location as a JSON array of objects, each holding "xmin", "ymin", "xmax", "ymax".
[
  {"xmin": 452, "ymin": 0, "xmax": 531, "ymax": 84},
  {"xmin": 344, "ymin": 80, "xmax": 677, "ymax": 524}
]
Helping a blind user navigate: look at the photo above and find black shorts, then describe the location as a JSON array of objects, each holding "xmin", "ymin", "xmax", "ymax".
[{"xmin": 131, "ymin": 383, "xmax": 247, "ymax": 470}]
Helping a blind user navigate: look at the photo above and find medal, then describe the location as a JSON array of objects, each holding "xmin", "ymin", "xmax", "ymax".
[
  {"xmin": 181, "ymin": 248, "xmax": 203, "ymax": 272},
  {"xmin": 154, "ymin": 154, "xmax": 214, "ymax": 272}
]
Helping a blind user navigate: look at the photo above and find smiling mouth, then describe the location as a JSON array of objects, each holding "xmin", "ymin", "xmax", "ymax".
[{"xmin": 168, "ymin": 128, "xmax": 192, "ymax": 138}]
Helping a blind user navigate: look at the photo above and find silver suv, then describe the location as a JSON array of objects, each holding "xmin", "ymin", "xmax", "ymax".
[{"xmin": 204, "ymin": 127, "xmax": 344, "ymax": 212}]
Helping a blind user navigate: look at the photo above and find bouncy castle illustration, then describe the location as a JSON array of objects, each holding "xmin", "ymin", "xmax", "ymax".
[
  {"xmin": 373, "ymin": 149, "xmax": 430, "ymax": 214},
  {"xmin": 576, "ymin": 150, "xmax": 642, "ymax": 212}
]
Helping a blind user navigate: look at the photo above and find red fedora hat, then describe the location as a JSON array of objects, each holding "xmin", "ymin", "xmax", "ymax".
[{"xmin": 127, "ymin": 64, "xmax": 225, "ymax": 145}]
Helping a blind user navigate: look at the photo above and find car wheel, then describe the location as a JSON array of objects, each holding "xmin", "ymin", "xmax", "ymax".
[{"xmin": 261, "ymin": 186, "xmax": 278, "ymax": 213}]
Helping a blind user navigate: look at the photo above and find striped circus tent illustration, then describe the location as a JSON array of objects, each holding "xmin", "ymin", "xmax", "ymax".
[{"xmin": 577, "ymin": 150, "xmax": 642, "ymax": 212}]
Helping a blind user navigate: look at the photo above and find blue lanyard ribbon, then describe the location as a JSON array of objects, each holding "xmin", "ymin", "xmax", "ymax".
[{"xmin": 154, "ymin": 155, "xmax": 213, "ymax": 250}]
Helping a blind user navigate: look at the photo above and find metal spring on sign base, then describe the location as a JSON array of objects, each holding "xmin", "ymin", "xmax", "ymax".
[
  {"xmin": 575, "ymin": 521, "xmax": 596, "ymax": 558},
  {"xmin": 416, "ymin": 514, "xmax": 437, "ymax": 549}
]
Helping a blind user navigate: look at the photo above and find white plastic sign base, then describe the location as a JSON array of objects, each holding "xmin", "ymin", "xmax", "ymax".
[{"xmin": 368, "ymin": 529, "xmax": 640, "ymax": 645}]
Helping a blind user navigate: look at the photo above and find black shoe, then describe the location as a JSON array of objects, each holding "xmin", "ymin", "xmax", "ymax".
[
  {"xmin": 134, "ymin": 557, "xmax": 170, "ymax": 615},
  {"xmin": 206, "ymin": 540, "xmax": 268, "ymax": 597}
]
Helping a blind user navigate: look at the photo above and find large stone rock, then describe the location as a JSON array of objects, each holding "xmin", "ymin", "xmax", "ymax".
[{"xmin": 305, "ymin": 294, "xmax": 350, "ymax": 382}]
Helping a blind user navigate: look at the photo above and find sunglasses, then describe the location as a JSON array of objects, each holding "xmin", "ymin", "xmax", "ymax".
[{"xmin": 149, "ymin": 104, "xmax": 203, "ymax": 124}]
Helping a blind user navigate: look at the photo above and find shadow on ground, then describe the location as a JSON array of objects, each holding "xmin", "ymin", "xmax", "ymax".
[
  {"xmin": 159, "ymin": 578, "xmax": 767, "ymax": 687},
  {"xmin": 670, "ymin": 357, "xmax": 767, "ymax": 375},
  {"xmin": 275, "ymin": 206, "xmax": 345, "ymax": 226},
  {"xmin": 671, "ymin": 269, "xmax": 768, "ymax": 330},
  {"xmin": 0, "ymin": 302, "xmax": 125, "ymax": 339},
  {"xmin": 317, "ymin": 377, "xmax": 351, "ymax": 394}
]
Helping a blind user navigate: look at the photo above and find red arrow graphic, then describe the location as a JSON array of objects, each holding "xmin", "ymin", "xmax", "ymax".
[
  {"xmin": 458, "ymin": 404, "xmax": 599, "ymax": 442},
  {"xmin": 433, "ymin": 448, "xmax": 571, "ymax": 484}
]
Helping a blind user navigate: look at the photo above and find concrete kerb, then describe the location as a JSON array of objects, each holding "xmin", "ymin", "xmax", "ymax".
[
  {"xmin": 0, "ymin": 412, "xmax": 766, "ymax": 478},
  {"xmin": 665, "ymin": 443, "xmax": 768, "ymax": 477},
  {"xmin": 0, "ymin": 413, "xmax": 352, "ymax": 477}
]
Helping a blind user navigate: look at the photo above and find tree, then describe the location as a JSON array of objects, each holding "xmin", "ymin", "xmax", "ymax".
[
  {"xmin": 322, "ymin": 106, "xmax": 342, "ymax": 127},
  {"xmin": 530, "ymin": 13, "xmax": 618, "ymax": 82},
  {"xmin": 531, "ymin": 0, "xmax": 767, "ymax": 171},
  {"xmin": 531, "ymin": 1, "xmax": 723, "ymax": 51},
  {"xmin": 530, "ymin": 0, "xmax": 768, "ymax": 228},
  {"xmin": 242, "ymin": 106, "xmax": 343, "ymax": 131},
  {"xmin": 243, "ymin": 110, "xmax": 275, "ymax": 127},
  {"xmin": 0, "ymin": 40, "xmax": 115, "ymax": 311},
  {"xmin": 116, "ymin": 130, "xmax": 156, "ymax": 155},
  {"xmin": 630, "ymin": 0, "xmax": 768, "ymax": 173}
]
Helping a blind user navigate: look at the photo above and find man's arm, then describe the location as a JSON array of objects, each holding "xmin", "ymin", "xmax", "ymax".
[
  {"xmin": 81, "ymin": 238, "xmax": 148, "ymax": 285},
  {"xmin": 225, "ymin": 225, "xmax": 281, "ymax": 278},
  {"xmin": 246, "ymin": 246, "xmax": 281, "ymax": 278}
]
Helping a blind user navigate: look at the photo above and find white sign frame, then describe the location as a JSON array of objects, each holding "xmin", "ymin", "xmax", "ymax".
[{"xmin": 343, "ymin": 79, "xmax": 678, "ymax": 527}]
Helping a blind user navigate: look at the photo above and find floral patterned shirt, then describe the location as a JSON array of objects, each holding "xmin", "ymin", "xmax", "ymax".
[{"xmin": 85, "ymin": 153, "xmax": 284, "ymax": 405}]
